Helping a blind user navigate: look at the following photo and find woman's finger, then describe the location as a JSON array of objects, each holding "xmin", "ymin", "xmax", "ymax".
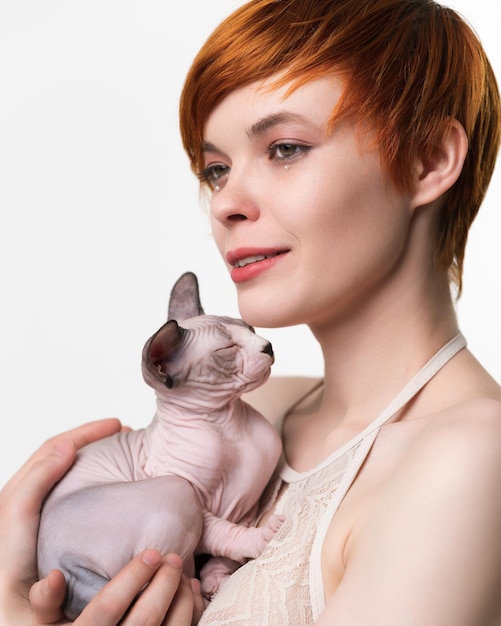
[
  {"xmin": 2, "ymin": 418, "xmax": 122, "ymax": 497},
  {"xmin": 3, "ymin": 440, "xmax": 76, "ymax": 519},
  {"xmin": 77, "ymin": 550, "xmax": 181, "ymax": 625},
  {"xmin": 59, "ymin": 418, "xmax": 123, "ymax": 451},
  {"xmin": 120, "ymin": 553, "xmax": 185, "ymax": 626},
  {"xmin": 29, "ymin": 569, "xmax": 69, "ymax": 625},
  {"xmin": 162, "ymin": 574, "xmax": 196, "ymax": 626},
  {"xmin": 190, "ymin": 578, "xmax": 205, "ymax": 625}
]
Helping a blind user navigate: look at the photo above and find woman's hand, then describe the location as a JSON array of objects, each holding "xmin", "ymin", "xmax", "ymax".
[
  {"xmin": 0, "ymin": 419, "xmax": 204, "ymax": 625},
  {"xmin": 0, "ymin": 419, "xmax": 123, "ymax": 622},
  {"xmin": 30, "ymin": 551, "xmax": 205, "ymax": 625}
]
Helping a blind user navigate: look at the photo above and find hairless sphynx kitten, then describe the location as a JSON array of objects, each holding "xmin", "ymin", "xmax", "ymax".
[{"xmin": 37, "ymin": 272, "xmax": 284, "ymax": 619}]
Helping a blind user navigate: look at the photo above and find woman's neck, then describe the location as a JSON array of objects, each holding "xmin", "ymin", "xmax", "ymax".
[{"xmin": 309, "ymin": 273, "xmax": 459, "ymax": 429}]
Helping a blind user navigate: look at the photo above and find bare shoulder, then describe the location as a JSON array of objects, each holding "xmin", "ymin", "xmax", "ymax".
[
  {"xmin": 386, "ymin": 398, "xmax": 501, "ymax": 512},
  {"xmin": 324, "ymin": 399, "xmax": 501, "ymax": 625},
  {"xmin": 242, "ymin": 376, "xmax": 322, "ymax": 425},
  {"xmin": 411, "ymin": 397, "xmax": 501, "ymax": 473},
  {"xmin": 410, "ymin": 346, "xmax": 501, "ymax": 476}
]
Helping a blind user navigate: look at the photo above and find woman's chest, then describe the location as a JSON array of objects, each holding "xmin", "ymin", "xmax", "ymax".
[{"xmin": 255, "ymin": 441, "xmax": 374, "ymax": 610}]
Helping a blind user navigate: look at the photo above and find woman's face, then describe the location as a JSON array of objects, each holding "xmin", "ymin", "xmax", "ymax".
[{"xmin": 203, "ymin": 75, "xmax": 414, "ymax": 330}]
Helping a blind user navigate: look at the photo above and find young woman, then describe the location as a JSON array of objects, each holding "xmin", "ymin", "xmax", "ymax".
[{"xmin": 1, "ymin": 0, "xmax": 500, "ymax": 624}]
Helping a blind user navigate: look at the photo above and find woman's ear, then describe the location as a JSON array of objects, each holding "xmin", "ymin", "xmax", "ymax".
[{"xmin": 410, "ymin": 119, "xmax": 468, "ymax": 209}]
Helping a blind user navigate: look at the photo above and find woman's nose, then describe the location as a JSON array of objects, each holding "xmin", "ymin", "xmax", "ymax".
[{"xmin": 209, "ymin": 171, "xmax": 260, "ymax": 226}]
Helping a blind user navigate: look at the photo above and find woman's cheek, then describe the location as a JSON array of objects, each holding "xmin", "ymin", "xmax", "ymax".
[{"xmin": 209, "ymin": 215, "xmax": 227, "ymax": 259}]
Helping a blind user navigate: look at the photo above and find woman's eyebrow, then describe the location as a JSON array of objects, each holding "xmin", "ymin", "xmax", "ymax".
[
  {"xmin": 246, "ymin": 111, "xmax": 309, "ymax": 139},
  {"xmin": 201, "ymin": 111, "xmax": 310, "ymax": 154},
  {"xmin": 202, "ymin": 141, "xmax": 218, "ymax": 154}
]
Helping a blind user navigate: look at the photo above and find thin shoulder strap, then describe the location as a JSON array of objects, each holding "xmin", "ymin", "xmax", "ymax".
[
  {"xmin": 310, "ymin": 332, "xmax": 467, "ymax": 619},
  {"xmin": 363, "ymin": 332, "xmax": 467, "ymax": 437}
]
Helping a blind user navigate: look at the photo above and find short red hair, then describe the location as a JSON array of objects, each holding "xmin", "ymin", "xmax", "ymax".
[{"xmin": 179, "ymin": 0, "xmax": 500, "ymax": 291}]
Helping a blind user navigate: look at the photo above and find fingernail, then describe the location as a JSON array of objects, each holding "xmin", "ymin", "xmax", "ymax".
[
  {"xmin": 166, "ymin": 553, "xmax": 183, "ymax": 570},
  {"xmin": 142, "ymin": 549, "xmax": 162, "ymax": 567}
]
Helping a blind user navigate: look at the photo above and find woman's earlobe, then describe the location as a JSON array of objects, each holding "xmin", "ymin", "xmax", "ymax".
[{"xmin": 411, "ymin": 119, "xmax": 468, "ymax": 209}]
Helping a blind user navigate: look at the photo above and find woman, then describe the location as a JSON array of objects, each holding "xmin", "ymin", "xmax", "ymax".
[{"xmin": 2, "ymin": 0, "xmax": 501, "ymax": 623}]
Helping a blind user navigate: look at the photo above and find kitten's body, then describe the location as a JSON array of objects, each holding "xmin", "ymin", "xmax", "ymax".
[{"xmin": 37, "ymin": 273, "xmax": 283, "ymax": 618}]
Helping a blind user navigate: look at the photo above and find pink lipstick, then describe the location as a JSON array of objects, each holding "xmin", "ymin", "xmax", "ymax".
[{"xmin": 227, "ymin": 248, "xmax": 289, "ymax": 283}]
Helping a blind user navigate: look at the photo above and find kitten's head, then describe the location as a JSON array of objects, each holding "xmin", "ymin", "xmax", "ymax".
[{"xmin": 142, "ymin": 273, "xmax": 274, "ymax": 403}]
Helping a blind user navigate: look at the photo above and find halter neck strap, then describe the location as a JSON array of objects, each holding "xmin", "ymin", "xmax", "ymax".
[{"xmin": 362, "ymin": 332, "xmax": 467, "ymax": 438}]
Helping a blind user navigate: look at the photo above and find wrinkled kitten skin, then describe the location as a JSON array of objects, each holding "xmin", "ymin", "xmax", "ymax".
[{"xmin": 37, "ymin": 272, "xmax": 283, "ymax": 619}]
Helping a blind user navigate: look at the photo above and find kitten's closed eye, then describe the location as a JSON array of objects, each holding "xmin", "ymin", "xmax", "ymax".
[
  {"xmin": 213, "ymin": 345, "xmax": 239, "ymax": 367},
  {"xmin": 216, "ymin": 344, "xmax": 238, "ymax": 353}
]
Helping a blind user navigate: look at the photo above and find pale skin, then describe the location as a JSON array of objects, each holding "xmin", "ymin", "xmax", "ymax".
[
  {"xmin": 1, "ymin": 73, "xmax": 501, "ymax": 624},
  {"xmin": 204, "ymin": 74, "xmax": 501, "ymax": 624}
]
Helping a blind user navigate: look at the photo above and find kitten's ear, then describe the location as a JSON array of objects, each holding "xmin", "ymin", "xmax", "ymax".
[
  {"xmin": 167, "ymin": 272, "xmax": 205, "ymax": 322},
  {"xmin": 145, "ymin": 319, "xmax": 187, "ymax": 387}
]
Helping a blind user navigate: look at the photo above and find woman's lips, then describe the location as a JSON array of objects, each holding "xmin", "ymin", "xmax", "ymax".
[
  {"xmin": 226, "ymin": 248, "xmax": 289, "ymax": 282},
  {"xmin": 233, "ymin": 253, "xmax": 271, "ymax": 268}
]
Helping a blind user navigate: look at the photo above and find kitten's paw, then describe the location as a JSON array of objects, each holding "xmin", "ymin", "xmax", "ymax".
[
  {"xmin": 255, "ymin": 513, "xmax": 285, "ymax": 553},
  {"xmin": 200, "ymin": 556, "xmax": 238, "ymax": 600},
  {"xmin": 267, "ymin": 513, "xmax": 285, "ymax": 533}
]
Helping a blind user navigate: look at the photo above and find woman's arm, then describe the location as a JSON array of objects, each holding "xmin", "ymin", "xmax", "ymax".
[{"xmin": 0, "ymin": 419, "xmax": 204, "ymax": 625}]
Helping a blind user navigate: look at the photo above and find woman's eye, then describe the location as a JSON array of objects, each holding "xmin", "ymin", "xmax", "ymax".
[
  {"xmin": 267, "ymin": 142, "xmax": 312, "ymax": 163},
  {"xmin": 197, "ymin": 163, "xmax": 230, "ymax": 189}
]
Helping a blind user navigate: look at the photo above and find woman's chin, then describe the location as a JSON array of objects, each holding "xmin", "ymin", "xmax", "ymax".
[{"xmin": 237, "ymin": 301, "xmax": 301, "ymax": 330}]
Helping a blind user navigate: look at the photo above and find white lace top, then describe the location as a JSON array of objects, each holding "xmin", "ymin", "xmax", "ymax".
[{"xmin": 198, "ymin": 334, "xmax": 466, "ymax": 625}]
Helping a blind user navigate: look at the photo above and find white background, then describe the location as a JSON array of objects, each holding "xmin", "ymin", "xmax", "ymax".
[{"xmin": 0, "ymin": 0, "xmax": 500, "ymax": 487}]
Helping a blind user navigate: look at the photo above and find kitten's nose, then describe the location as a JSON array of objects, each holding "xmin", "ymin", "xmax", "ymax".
[{"xmin": 262, "ymin": 342, "xmax": 274, "ymax": 358}]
